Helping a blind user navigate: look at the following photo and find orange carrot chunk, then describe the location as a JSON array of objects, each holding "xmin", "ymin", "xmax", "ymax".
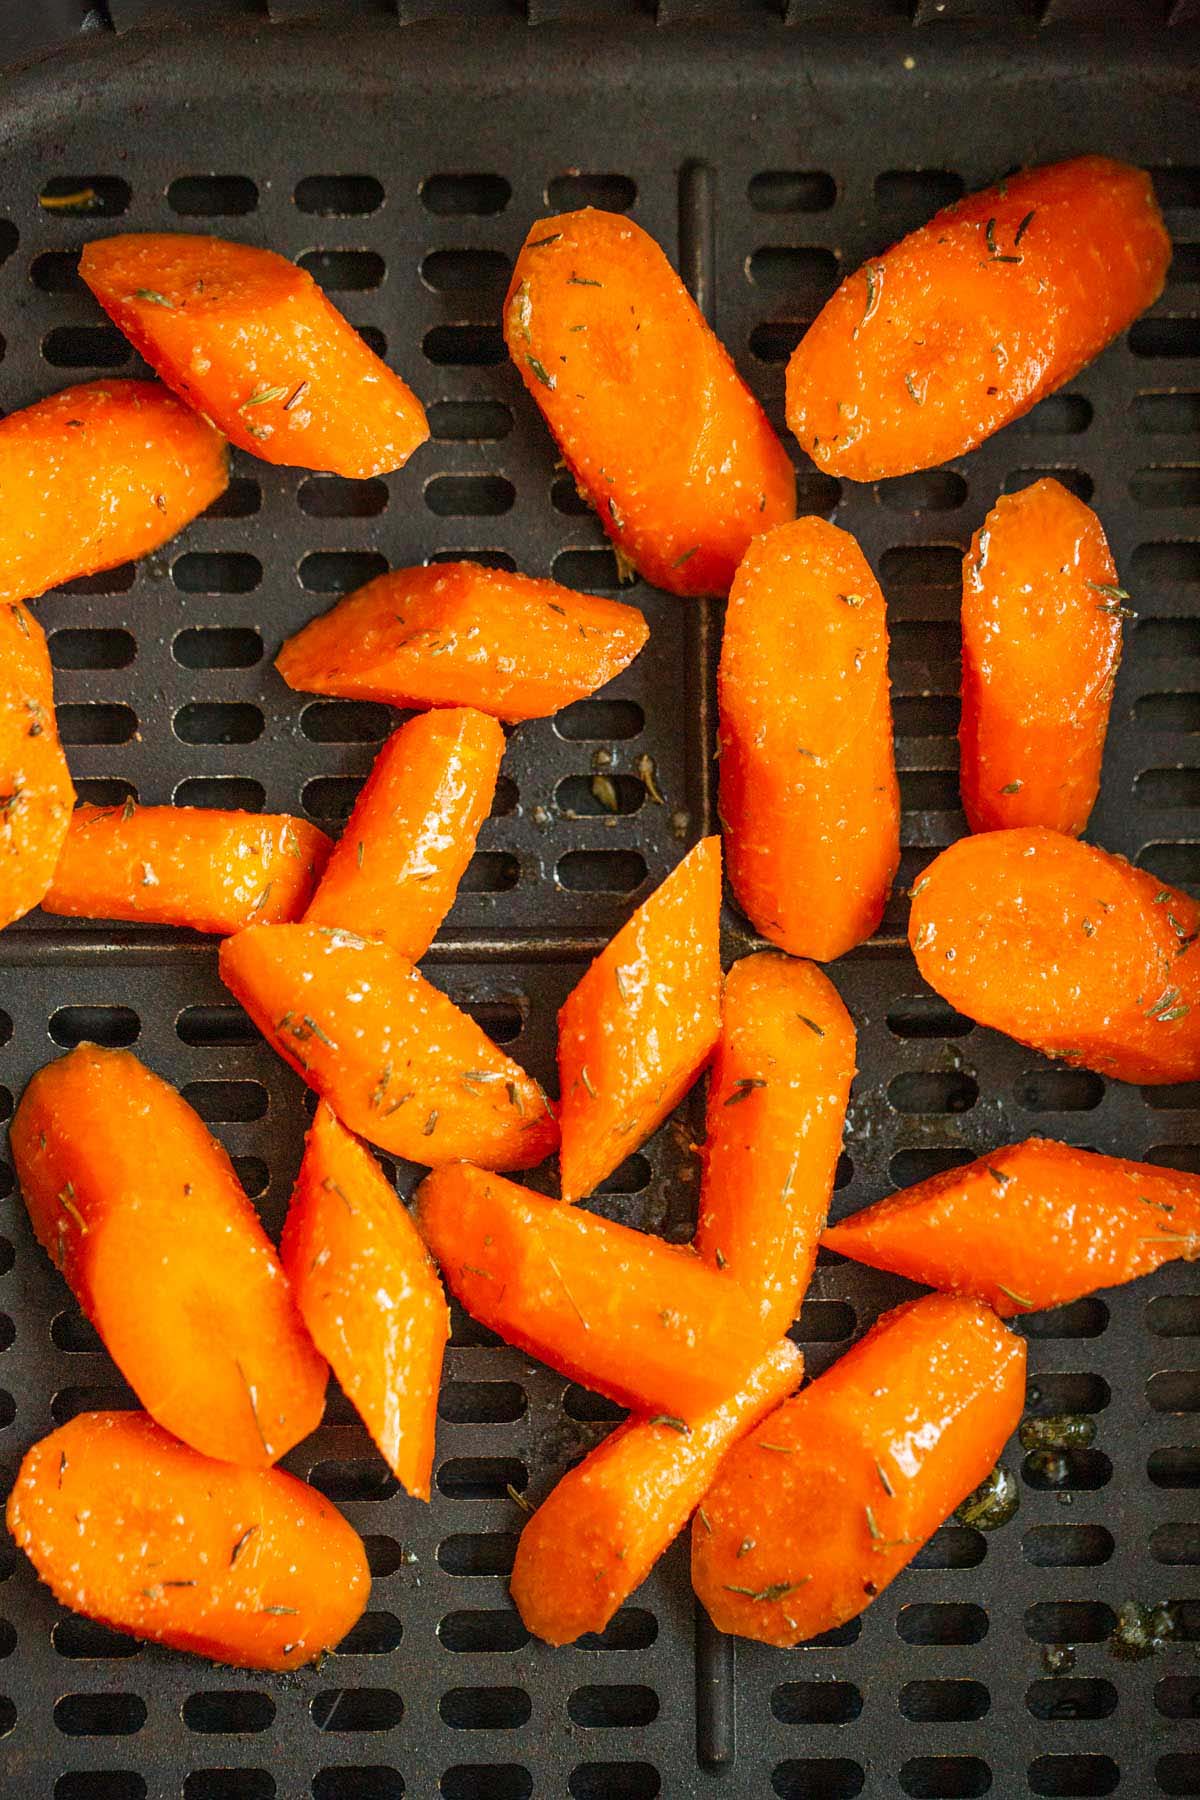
[
  {"xmin": 787, "ymin": 156, "xmax": 1170, "ymax": 480},
  {"xmin": 557, "ymin": 837, "xmax": 722, "ymax": 1203},
  {"xmin": 823, "ymin": 1138, "xmax": 1200, "ymax": 1316},
  {"xmin": 8, "ymin": 1412, "xmax": 368, "ymax": 1670},
  {"xmin": 80, "ymin": 234, "xmax": 427, "ymax": 477},
  {"xmin": 44, "ymin": 803, "xmax": 332, "ymax": 934},
  {"xmin": 910, "ymin": 828, "xmax": 1200, "ymax": 1083},
  {"xmin": 511, "ymin": 1340, "xmax": 803, "ymax": 1645},
  {"xmin": 10, "ymin": 1045, "xmax": 327, "ymax": 1467},
  {"xmin": 276, "ymin": 561, "xmax": 648, "ymax": 722},
  {"xmin": 718, "ymin": 517, "xmax": 899, "ymax": 961},
  {"xmin": 304, "ymin": 708, "xmax": 505, "ymax": 958},
  {"xmin": 219, "ymin": 922, "xmax": 557, "ymax": 1171},
  {"xmin": 0, "ymin": 379, "xmax": 228, "ymax": 604},
  {"xmin": 281, "ymin": 1105, "xmax": 450, "ymax": 1501},
  {"xmin": 0, "ymin": 601, "xmax": 74, "ymax": 930},
  {"xmin": 504, "ymin": 210, "xmax": 794, "ymax": 598},
  {"xmin": 417, "ymin": 1162, "xmax": 773, "ymax": 1421},
  {"xmin": 691, "ymin": 1294, "xmax": 1025, "ymax": 1646},
  {"xmin": 695, "ymin": 952, "xmax": 856, "ymax": 1335},
  {"xmin": 960, "ymin": 479, "xmax": 1122, "ymax": 836}
]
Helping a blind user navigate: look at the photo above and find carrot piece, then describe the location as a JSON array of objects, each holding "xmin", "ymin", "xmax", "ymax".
[
  {"xmin": 304, "ymin": 709, "xmax": 504, "ymax": 957},
  {"xmin": 695, "ymin": 952, "xmax": 856, "ymax": 1334},
  {"xmin": 691, "ymin": 1294, "xmax": 1025, "ymax": 1646},
  {"xmin": 718, "ymin": 517, "xmax": 899, "ymax": 961},
  {"xmin": 8, "ymin": 1412, "xmax": 368, "ymax": 1670},
  {"xmin": 504, "ymin": 210, "xmax": 794, "ymax": 598},
  {"xmin": 823, "ymin": 1137, "xmax": 1200, "ymax": 1317},
  {"xmin": 787, "ymin": 155, "xmax": 1170, "ymax": 480},
  {"xmin": 960, "ymin": 479, "xmax": 1122, "ymax": 836},
  {"xmin": 44, "ymin": 803, "xmax": 332, "ymax": 934},
  {"xmin": 910, "ymin": 828, "xmax": 1200, "ymax": 1083},
  {"xmin": 0, "ymin": 379, "xmax": 228, "ymax": 604},
  {"xmin": 10, "ymin": 1045, "xmax": 327, "ymax": 1467},
  {"xmin": 416, "ymin": 1162, "xmax": 773, "ymax": 1420},
  {"xmin": 557, "ymin": 837, "xmax": 722, "ymax": 1203},
  {"xmin": 511, "ymin": 1340, "xmax": 803, "ymax": 1646},
  {"xmin": 79, "ymin": 234, "xmax": 427, "ymax": 477},
  {"xmin": 276, "ymin": 561, "xmax": 648, "ymax": 722},
  {"xmin": 0, "ymin": 601, "xmax": 74, "ymax": 930},
  {"xmin": 281, "ymin": 1105, "xmax": 449, "ymax": 1500},
  {"xmin": 219, "ymin": 922, "xmax": 557, "ymax": 1171}
]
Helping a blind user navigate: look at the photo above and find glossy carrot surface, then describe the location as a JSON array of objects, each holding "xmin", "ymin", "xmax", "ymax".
[{"xmin": 0, "ymin": 601, "xmax": 74, "ymax": 930}]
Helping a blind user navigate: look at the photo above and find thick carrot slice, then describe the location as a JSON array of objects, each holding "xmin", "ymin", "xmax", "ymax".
[
  {"xmin": 718, "ymin": 517, "xmax": 899, "ymax": 961},
  {"xmin": 695, "ymin": 952, "xmax": 856, "ymax": 1334},
  {"xmin": 416, "ymin": 1162, "xmax": 773, "ymax": 1420},
  {"xmin": 691, "ymin": 1294, "xmax": 1025, "ymax": 1646},
  {"xmin": 787, "ymin": 156, "xmax": 1170, "ymax": 480},
  {"xmin": 504, "ymin": 210, "xmax": 794, "ymax": 597},
  {"xmin": 10, "ymin": 1045, "xmax": 326, "ymax": 1467},
  {"xmin": 219, "ymin": 922, "xmax": 557, "ymax": 1170},
  {"xmin": 0, "ymin": 602, "xmax": 74, "ymax": 930},
  {"xmin": 80, "ymin": 234, "xmax": 427, "ymax": 477},
  {"xmin": 304, "ymin": 709, "xmax": 504, "ymax": 957},
  {"xmin": 557, "ymin": 837, "xmax": 722, "ymax": 1203},
  {"xmin": 8, "ymin": 1412, "xmax": 368, "ymax": 1670},
  {"xmin": 276, "ymin": 561, "xmax": 648, "ymax": 722},
  {"xmin": 824, "ymin": 1138, "xmax": 1200, "ymax": 1317},
  {"xmin": 0, "ymin": 379, "xmax": 228, "ymax": 604},
  {"xmin": 960, "ymin": 479, "xmax": 1122, "ymax": 836},
  {"xmin": 910, "ymin": 828, "xmax": 1200, "ymax": 1083},
  {"xmin": 511, "ymin": 1340, "xmax": 803, "ymax": 1645},
  {"xmin": 44, "ymin": 803, "xmax": 331, "ymax": 934}
]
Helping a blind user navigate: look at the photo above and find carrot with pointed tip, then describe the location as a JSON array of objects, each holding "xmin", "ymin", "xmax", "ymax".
[{"xmin": 0, "ymin": 601, "xmax": 74, "ymax": 930}]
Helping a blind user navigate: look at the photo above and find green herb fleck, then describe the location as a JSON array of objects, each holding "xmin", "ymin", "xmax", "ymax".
[
  {"xmin": 241, "ymin": 385, "xmax": 290, "ymax": 409},
  {"xmin": 526, "ymin": 355, "xmax": 556, "ymax": 389},
  {"xmin": 724, "ymin": 1580, "xmax": 809, "ymax": 1602},
  {"xmin": 230, "ymin": 1525, "xmax": 260, "ymax": 1567},
  {"xmin": 649, "ymin": 1415, "xmax": 690, "ymax": 1434},
  {"xmin": 725, "ymin": 1077, "xmax": 766, "ymax": 1106},
  {"xmin": 527, "ymin": 232, "xmax": 562, "ymax": 249},
  {"xmin": 135, "ymin": 288, "xmax": 174, "ymax": 308}
]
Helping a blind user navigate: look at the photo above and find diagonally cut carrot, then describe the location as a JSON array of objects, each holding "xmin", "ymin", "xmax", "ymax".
[{"xmin": 0, "ymin": 601, "xmax": 74, "ymax": 930}]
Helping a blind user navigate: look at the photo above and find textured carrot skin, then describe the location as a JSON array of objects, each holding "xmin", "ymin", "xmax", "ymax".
[
  {"xmin": 8, "ymin": 1412, "xmax": 368, "ymax": 1670},
  {"xmin": 277, "ymin": 562, "xmax": 649, "ymax": 722},
  {"xmin": 511, "ymin": 1340, "xmax": 803, "ymax": 1645},
  {"xmin": 910, "ymin": 828, "xmax": 1200, "ymax": 1083},
  {"xmin": 0, "ymin": 379, "xmax": 228, "ymax": 604},
  {"xmin": 557, "ymin": 837, "xmax": 722, "ymax": 1203},
  {"xmin": 304, "ymin": 709, "xmax": 504, "ymax": 957},
  {"xmin": 960, "ymin": 480, "xmax": 1121, "ymax": 836},
  {"xmin": 417, "ymin": 1163, "xmax": 773, "ymax": 1421},
  {"xmin": 504, "ymin": 210, "xmax": 795, "ymax": 598},
  {"xmin": 281, "ymin": 1106, "xmax": 449, "ymax": 1500},
  {"xmin": 695, "ymin": 953, "xmax": 856, "ymax": 1335},
  {"xmin": 718, "ymin": 518, "xmax": 899, "ymax": 961},
  {"xmin": 787, "ymin": 156, "xmax": 1170, "ymax": 480},
  {"xmin": 219, "ymin": 922, "xmax": 557, "ymax": 1171},
  {"xmin": 0, "ymin": 602, "xmax": 74, "ymax": 930},
  {"xmin": 45, "ymin": 803, "xmax": 331, "ymax": 934},
  {"xmin": 691, "ymin": 1295, "xmax": 1025, "ymax": 1646},
  {"xmin": 824, "ymin": 1138, "xmax": 1200, "ymax": 1317},
  {"xmin": 10, "ymin": 1045, "xmax": 327, "ymax": 1467},
  {"xmin": 80, "ymin": 234, "xmax": 427, "ymax": 477}
]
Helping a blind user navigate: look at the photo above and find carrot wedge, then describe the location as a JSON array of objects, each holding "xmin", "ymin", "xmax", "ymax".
[
  {"xmin": 787, "ymin": 155, "xmax": 1170, "ymax": 480},
  {"xmin": 557, "ymin": 837, "xmax": 722, "ymax": 1203},
  {"xmin": 691, "ymin": 1294, "xmax": 1025, "ymax": 1646},
  {"xmin": 823, "ymin": 1138, "xmax": 1200, "ymax": 1316},
  {"xmin": 10, "ymin": 1045, "xmax": 327, "ymax": 1467},
  {"xmin": 281, "ymin": 1105, "xmax": 450, "ymax": 1500},
  {"xmin": 695, "ymin": 953, "xmax": 856, "ymax": 1334},
  {"xmin": 8, "ymin": 1412, "xmax": 368, "ymax": 1670},
  {"xmin": 44, "ymin": 803, "xmax": 332, "ymax": 934},
  {"xmin": 80, "ymin": 234, "xmax": 427, "ymax": 477},
  {"xmin": 304, "ymin": 709, "xmax": 505, "ymax": 957},
  {"xmin": 511, "ymin": 1340, "xmax": 803, "ymax": 1645},
  {"xmin": 219, "ymin": 922, "xmax": 557, "ymax": 1171},
  {"xmin": 416, "ymin": 1163, "xmax": 773, "ymax": 1420},
  {"xmin": 0, "ymin": 379, "xmax": 228, "ymax": 604},
  {"xmin": 718, "ymin": 517, "xmax": 899, "ymax": 961},
  {"xmin": 0, "ymin": 601, "xmax": 74, "ymax": 930},
  {"xmin": 276, "ymin": 562, "xmax": 648, "ymax": 722},
  {"xmin": 910, "ymin": 828, "xmax": 1200, "ymax": 1083}
]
